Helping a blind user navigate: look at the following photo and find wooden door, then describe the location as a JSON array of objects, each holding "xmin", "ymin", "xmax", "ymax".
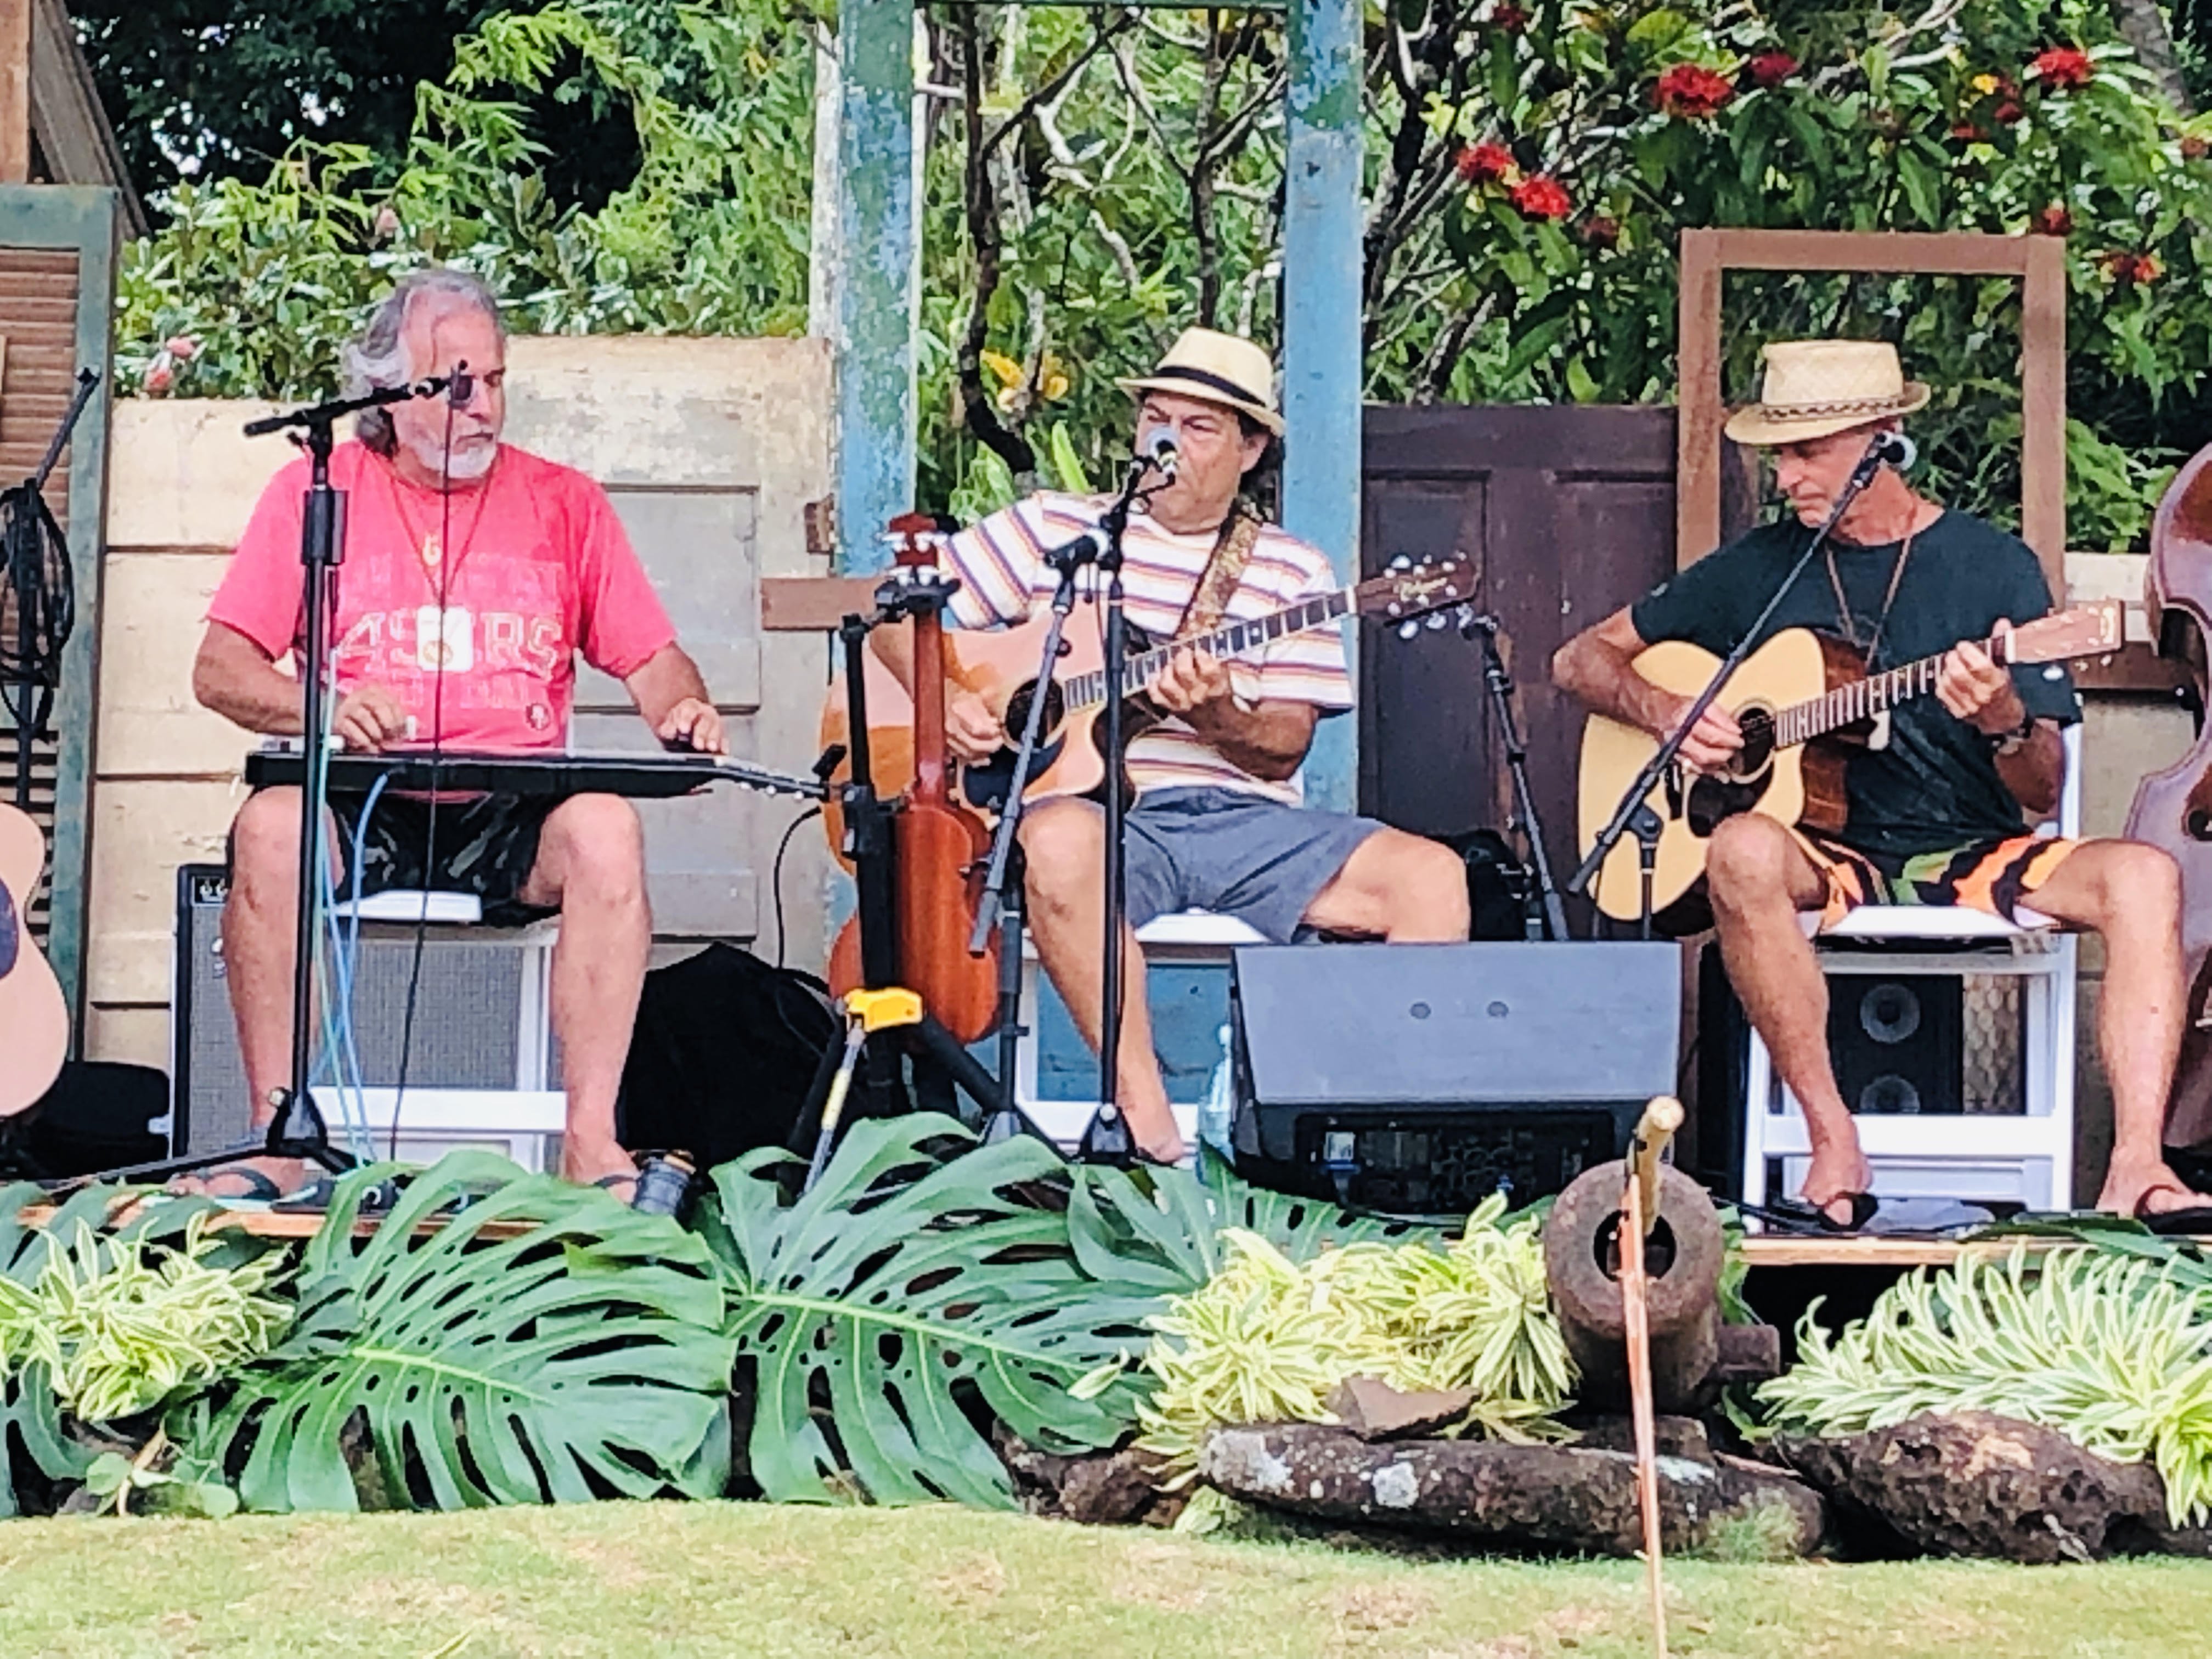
[{"xmin": 1359, "ymin": 405, "xmax": 1679, "ymax": 934}]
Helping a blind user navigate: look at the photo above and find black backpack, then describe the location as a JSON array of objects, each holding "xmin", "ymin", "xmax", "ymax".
[{"xmin": 617, "ymin": 944, "xmax": 838, "ymax": 1172}]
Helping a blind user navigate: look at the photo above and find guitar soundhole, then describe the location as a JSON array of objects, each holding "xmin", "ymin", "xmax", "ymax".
[
  {"xmin": 0, "ymin": 877, "xmax": 16, "ymax": 978},
  {"xmin": 1677, "ymin": 703, "xmax": 1778, "ymax": 837},
  {"xmin": 1001, "ymin": 679, "xmax": 1065, "ymax": 749}
]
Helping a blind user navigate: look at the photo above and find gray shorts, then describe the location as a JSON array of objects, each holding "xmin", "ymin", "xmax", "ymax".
[{"xmin": 1113, "ymin": 787, "xmax": 1386, "ymax": 943}]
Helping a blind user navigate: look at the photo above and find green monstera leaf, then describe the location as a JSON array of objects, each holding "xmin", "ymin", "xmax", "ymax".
[
  {"xmin": 184, "ymin": 1153, "xmax": 733, "ymax": 1513},
  {"xmin": 697, "ymin": 1114, "xmax": 1160, "ymax": 1508}
]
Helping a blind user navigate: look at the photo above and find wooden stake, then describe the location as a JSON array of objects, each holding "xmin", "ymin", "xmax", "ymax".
[
  {"xmin": 0, "ymin": 0, "xmax": 26, "ymax": 185},
  {"xmin": 1622, "ymin": 1096, "xmax": 1682, "ymax": 1659}
]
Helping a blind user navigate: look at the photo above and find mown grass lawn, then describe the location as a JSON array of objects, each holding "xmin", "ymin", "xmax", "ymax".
[{"xmin": 3, "ymin": 1500, "xmax": 2210, "ymax": 1658}]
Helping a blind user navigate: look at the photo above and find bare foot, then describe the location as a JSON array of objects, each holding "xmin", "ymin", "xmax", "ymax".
[
  {"xmin": 2098, "ymin": 1155, "xmax": 2212, "ymax": 1220},
  {"xmin": 1798, "ymin": 1142, "xmax": 1876, "ymax": 1228},
  {"xmin": 169, "ymin": 1154, "xmax": 311, "ymax": 1203},
  {"xmin": 562, "ymin": 1135, "xmax": 639, "ymax": 1201}
]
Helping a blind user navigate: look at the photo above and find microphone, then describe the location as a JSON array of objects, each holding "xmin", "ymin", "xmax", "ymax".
[
  {"xmin": 1872, "ymin": 430, "xmax": 1917, "ymax": 471},
  {"xmin": 445, "ymin": 360, "xmax": 474, "ymax": 407},
  {"xmin": 1141, "ymin": 428, "xmax": 1179, "ymax": 479}
]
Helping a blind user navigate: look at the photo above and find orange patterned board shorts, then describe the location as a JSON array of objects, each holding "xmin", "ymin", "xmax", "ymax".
[{"xmin": 1787, "ymin": 828, "xmax": 2081, "ymax": 932}]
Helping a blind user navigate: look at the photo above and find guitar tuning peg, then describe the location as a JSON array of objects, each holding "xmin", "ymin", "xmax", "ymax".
[
  {"xmin": 1397, "ymin": 620, "xmax": 1419, "ymax": 641},
  {"xmin": 1425, "ymin": 612, "xmax": 1447, "ymax": 630},
  {"xmin": 1388, "ymin": 555, "xmax": 1411, "ymax": 572}
]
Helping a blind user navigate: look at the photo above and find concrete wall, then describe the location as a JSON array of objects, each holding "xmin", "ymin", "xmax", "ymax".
[{"xmin": 87, "ymin": 336, "xmax": 836, "ymax": 1071}]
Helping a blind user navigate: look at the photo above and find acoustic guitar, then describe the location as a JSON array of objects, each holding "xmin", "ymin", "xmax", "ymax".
[
  {"xmin": 1576, "ymin": 602, "xmax": 2123, "ymax": 928},
  {"xmin": 1, "ymin": 802, "xmax": 67, "ymax": 1119},
  {"xmin": 820, "ymin": 555, "xmax": 1480, "ymax": 856}
]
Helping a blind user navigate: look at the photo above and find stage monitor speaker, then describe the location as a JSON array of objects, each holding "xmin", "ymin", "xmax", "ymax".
[
  {"xmin": 1825, "ymin": 973, "xmax": 1962, "ymax": 1117},
  {"xmin": 172, "ymin": 865, "xmax": 562, "ymax": 1154},
  {"xmin": 1229, "ymin": 941, "xmax": 1680, "ymax": 1212}
]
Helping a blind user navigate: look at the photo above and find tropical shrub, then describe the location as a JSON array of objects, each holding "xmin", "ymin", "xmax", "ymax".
[{"xmin": 1759, "ymin": 1242, "xmax": 2212, "ymax": 1526}]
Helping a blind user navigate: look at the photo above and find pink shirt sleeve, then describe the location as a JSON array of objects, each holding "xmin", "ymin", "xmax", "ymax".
[
  {"xmin": 566, "ymin": 476, "xmax": 676, "ymax": 680},
  {"xmin": 206, "ymin": 456, "xmax": 314, "ymax": 659}
]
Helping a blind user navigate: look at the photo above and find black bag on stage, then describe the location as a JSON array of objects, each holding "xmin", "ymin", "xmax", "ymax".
[
  {"xmin": 617, "ymin": 944, "xmax": 838, "ymax": 1172},
  {"xmin": 1438, "ymin": 828, "xmax": 1538, "ymax": 941}
]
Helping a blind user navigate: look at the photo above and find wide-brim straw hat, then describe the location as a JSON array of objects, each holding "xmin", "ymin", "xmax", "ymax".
[
  {"xmin": 1723, "ymin": 340, "xmax": 1931, "ymax": 447},
  {"xmin": 1118, "ymin": 327, "xmax": 1284, "ymax": 435}
]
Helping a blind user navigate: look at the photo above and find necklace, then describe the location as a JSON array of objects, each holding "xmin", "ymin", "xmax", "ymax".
[{"xmin": 384, "ymin": 455, "xmax": 495, "ymax": 598}]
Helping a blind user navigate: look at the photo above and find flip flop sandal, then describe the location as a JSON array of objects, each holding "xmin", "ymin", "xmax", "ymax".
[
  {"xmin": 190, "ymin": 1167, "xmax": 287, "ymax": 1206},
  {"xmin": 1763, "ymin": 1192, "xmax": 1880, "ymax": 1235},
  {"xmin": 2133, "ymin": 1182, "xmax": 2212, "ymax": 1236},
  {"xmin": 592, "ymin": 1171, "xmax": 641, "ymax": 1205}
]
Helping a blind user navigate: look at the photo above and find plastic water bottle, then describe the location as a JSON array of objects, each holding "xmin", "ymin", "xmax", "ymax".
[{"xmin": 1198, "ymin": 1022, "xmax": 1236, "ymax": 1177}]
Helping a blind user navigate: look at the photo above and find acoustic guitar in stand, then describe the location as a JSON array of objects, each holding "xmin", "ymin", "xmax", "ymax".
[
  {"xmin": 820, "ymin": 553, "xmax": 1480, "ymax": 852},
  {"xmin": 1576, "ymin": 602, "xmax": 2123, "ymax": 929},
  {"xmin": 1, "ymin": 802, "xmax": 67, "ymax": 1125}
]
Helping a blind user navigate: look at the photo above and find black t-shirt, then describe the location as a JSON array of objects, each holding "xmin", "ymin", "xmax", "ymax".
[{"xmin": 1628, "ymin": 510, "xmax": 2080, "ymax": 860}]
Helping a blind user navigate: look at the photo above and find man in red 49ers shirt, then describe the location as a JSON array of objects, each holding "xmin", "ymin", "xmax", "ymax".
[{"xmin": 194, "ymin": 268, "xmax": 722, "ymax": 1204}]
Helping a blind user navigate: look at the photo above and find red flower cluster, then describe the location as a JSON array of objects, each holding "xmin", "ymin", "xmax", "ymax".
[
  {"xmin": 2031, "ymin": 46, "xmax": 2094, "ymax": 90},
  {"xmin": 2102, "ymin": 250, "xmax": 2162, "ymax": 286},
  {"xmin": 1950, "ymin": 122, "xmax": 1989, "ymax": 143},
  {"xmin": 1578, "ymin": 216, "xmax": 1621, "ymax": 250},
  {"xmin": 1509, "ymin": 175, "xmax": 1573, "ymax": 219},
  {"xmin": 2032, "ymin": 204, "xmax": 2073, "ymax": 236},
  {"xmin": 1656, "ymin": 63, "xmax": 1735, "ymax": 120},
  {"xmin": 1490, "ymin": 2, "xmax": 1529, "ymax": 31},
  {"xmin": 1747, "ymin": 51, "xmax": 1798, "ymax": 89},
  {"xmin": 1455, "ymin": 142, "xmax": 1516, "ymax": 183}
]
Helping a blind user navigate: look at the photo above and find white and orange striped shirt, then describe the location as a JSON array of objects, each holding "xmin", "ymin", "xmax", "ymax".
[{"xmin": 940, "ymin": 491, "xmax": 1353, "ymax": 805}]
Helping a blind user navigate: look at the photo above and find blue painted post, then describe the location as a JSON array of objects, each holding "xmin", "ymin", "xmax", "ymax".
[
  {"xmin": 834, "ymin": 0, "xmax": 917, "ymax": 577},
  {"xmin": 1280, "ymin": 0, "xmax": 1363, "ymax": 812}
]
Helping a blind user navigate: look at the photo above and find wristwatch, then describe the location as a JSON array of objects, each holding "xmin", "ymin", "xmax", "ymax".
[{"xmin": 1988, "ymin": 708, "xmax": 2039, "ymax": 757}]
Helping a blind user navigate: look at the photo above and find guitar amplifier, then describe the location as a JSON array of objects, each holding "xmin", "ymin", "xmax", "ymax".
[
  {"xmin": 1229, "ymin": 942, "xmax": 1680, "ymax": 1212},
  {"xmin": 171, "ymin": 865, "xmax": 564, "ymax": 1157}
]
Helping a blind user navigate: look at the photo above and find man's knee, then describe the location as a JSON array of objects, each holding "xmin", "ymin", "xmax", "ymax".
[
  {"xmin": 1384, "ymin": 836, "xmax": 1470, "ymax": 935},
  {"xmin": 2075, "ymin": 839, "xmax": 2182, "ymax": 930},
  {"xmin": 230, "ymin": 789, "xmax": 314, "ymax": 900},
  {"xmin": 1703, "ymin": 815, "xmax": 1801, "ymax": 913},
  {"xmin": 545, "ymin": 794, "xmax": 645, "ymax": 905},
  {"xmin": 1018, "ymin": 802, "xmax": 1101, "ymax": 905}
]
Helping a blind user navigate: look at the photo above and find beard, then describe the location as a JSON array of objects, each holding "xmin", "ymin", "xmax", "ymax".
[{"xmin": 402, "ymin": 426, "xmax": 499, "ymax": 483}]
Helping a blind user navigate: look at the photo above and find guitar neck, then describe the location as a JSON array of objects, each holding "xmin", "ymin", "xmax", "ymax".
[
  {"xmin": 1776, "ymin": 633, "xmax": 2011, "ymax": 748},
  {"xmin": 1061, "ymin": 587, "xmax": 1355, "ymax": 711}
]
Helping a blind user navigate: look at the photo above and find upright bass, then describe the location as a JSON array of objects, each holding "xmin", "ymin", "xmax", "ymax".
[
  {"xmin": 824, "ymin": 518, "xmax": 1000, "ymax": 1043},
  {"xmin": 2128, "ymin": 444, "xmax": 2212, "ymax": 1147}
]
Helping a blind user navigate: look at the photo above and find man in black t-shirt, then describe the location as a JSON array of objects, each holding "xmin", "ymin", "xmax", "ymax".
[{"xmin": 1554, "ymin": 340, "xmax": 2204, "ymax": 1227}]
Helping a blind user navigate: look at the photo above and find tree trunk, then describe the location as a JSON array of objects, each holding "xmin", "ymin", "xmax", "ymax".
[{"xmin": 2110, "ymin": 0, "xmax": 2194, "ymax": 113}]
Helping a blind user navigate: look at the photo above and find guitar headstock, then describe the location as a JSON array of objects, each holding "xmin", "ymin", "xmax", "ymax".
[
  {"xmin": 875, "ymin": 513, "xmax": 963, "ymax": 617},
  {"xmin": 1356, "ymin": 555, "xmax": 1480, "ymax": 637},
  {"xmin": 2005, "ymin": 599, "xmax": 2124, "ymax": 666}
]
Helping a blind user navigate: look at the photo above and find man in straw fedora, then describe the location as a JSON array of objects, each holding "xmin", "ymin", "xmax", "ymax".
[
  {"xmin": 873, "ymin": 326, "xmax": 1469, "ymax": 1164},
  {"xmin": 1555, "ymin": 338, "xmax": 2208, "ymax": 1226}
]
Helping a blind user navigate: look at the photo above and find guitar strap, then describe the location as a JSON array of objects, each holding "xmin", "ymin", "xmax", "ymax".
[{"xmin": 1173, "ymin": 502, "xmax": 1263, "ymax": 640}]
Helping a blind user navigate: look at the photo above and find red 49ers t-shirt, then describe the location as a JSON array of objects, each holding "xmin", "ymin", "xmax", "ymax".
[{"xmin": 208, "ymin": 441, "xmax": 676, "ymax": 752}]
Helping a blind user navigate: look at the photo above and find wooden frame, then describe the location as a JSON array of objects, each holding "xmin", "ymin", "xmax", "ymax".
[{"xmin": 1676, "ymin": 228, "xmax": 2068, "ymax": 601}]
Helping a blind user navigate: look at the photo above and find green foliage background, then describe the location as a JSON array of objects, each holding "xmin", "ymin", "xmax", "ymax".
[{"xmin": 105, "ymin": 0, "xmax": 2212, "ymax": 546}]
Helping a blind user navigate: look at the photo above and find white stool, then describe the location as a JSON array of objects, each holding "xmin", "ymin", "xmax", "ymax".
[
  {"xmin": 1740, "ymin": 725, "xmax": 2083, "ymax": 1216},
  {"xmin": 316, "ymin": 889, "xmax": 568, "ymax": 1171},
  {"xmin": 1015, "ymin": 909, "xmax": 1267, "ymax": 1149}
]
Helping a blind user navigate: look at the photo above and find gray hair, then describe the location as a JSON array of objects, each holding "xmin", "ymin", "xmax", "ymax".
[{"xmin": 343, "ymin": 268, "xmax": 505, "ymax": 453}]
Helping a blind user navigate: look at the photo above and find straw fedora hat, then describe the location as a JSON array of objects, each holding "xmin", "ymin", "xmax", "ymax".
[
  {"xmin": 1118, "ymin": 327, "xmax": 1284, "ymax": 435},
  {"xmin": 1723, "ymin": 340, "xmax": 1931, "ymax": 447}
]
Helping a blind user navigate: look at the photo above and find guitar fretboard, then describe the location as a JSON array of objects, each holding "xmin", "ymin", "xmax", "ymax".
[
  {"xmin": 1773, "ymin": 636, "xmax": 2006, "ymax": 748},
  {"xmin": 1061, "ymin": 589, "xmax": 1355, "ymax": 711}
]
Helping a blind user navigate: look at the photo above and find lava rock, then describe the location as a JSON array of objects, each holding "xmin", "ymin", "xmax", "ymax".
[
  {"xmin": 1779, "ymin": 1411, "xmax": 2165, "ymax": 1564},
  {"xmin": 1326, "ymin": 1376, "xmax": 1477, "ymax": 1442},
  {"xmin": 996, "ymin": 1429, "xmax": 1183, "ymax": 1527},
  {"xmin": 1198, "ymin": 1421, "xmax": 1824, "ymax": 1558}
]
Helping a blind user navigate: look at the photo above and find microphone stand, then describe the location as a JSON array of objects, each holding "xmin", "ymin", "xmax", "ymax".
[
  {"xmin": 1460, "ymin": 612, "xmax": 1570, "ymax": 941},
  {"xmin": 1077, "ymin": 456, "xmax": 1169, "ymax": 1166},
  {"xmin": 968, "ymin": 531, "xmax": 1101, "ymax": 1146},
  {"xmin": 1568, "ymin": 433, "xmax": 1897, "ymax": 931}
]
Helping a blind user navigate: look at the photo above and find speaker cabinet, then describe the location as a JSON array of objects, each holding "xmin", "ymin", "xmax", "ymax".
[
  {"xmin": 171, "ymin": 865, "xmax": 563, "ymax": 1155},
  {"xmin": 1229, "ymin": 941, "xmax": 1680, "ymax": 1211},
  {"xmin": 1825, "ymin": 974, "xmax": 1963, "ymax": 1117}
]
